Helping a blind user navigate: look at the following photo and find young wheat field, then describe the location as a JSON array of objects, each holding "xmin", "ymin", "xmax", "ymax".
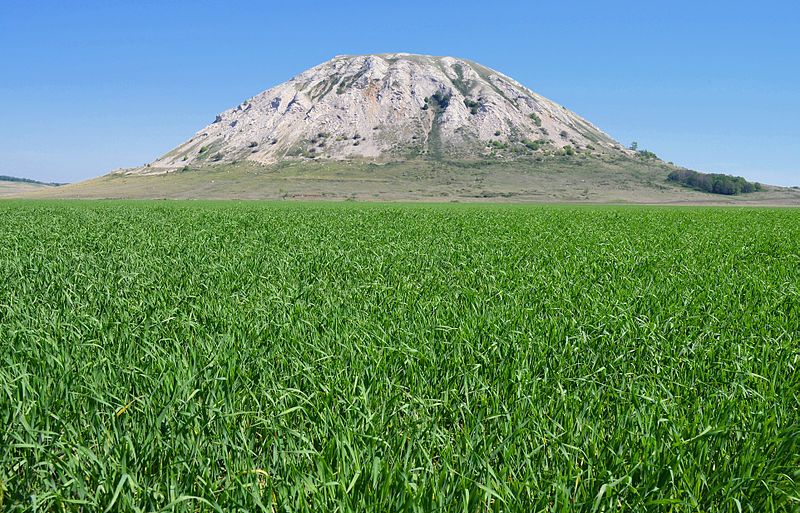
[{"xmin": 1, "ymin": 201, "xmax": 798, "ymax": 512}]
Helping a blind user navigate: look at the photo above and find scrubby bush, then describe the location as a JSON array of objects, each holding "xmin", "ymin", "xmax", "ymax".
[
  {"xmin": 523, "ymin": 139, "xmax": 546, "ymax": 151},
  {"xmin": 430, "ymin": 91, "xmax": 451, "ymax": 110},
  {"xmin": 488, "ymin": 140, "xmax": 509, "ymax": 150},
  {"xmin": 667, "ymin": 169, "xmax": 762, "ymax": 195},
  {"xmin": 463, "ymin": 98, "xmax": 481, "ymax": 115},
  {"xmin": 529, "ymin": 113, "xmax": 542, "ymax": 126}
]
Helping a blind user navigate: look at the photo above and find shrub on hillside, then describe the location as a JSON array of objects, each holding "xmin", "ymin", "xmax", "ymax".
[
  {"xmin": 463, "ymin": 98, "xmax": 481, "ymax": 115},
  {"xmin": 667, "ymin": 169, "xmax": 762, "ymax": 195},
  {"xmin": 430, "ymin": 91, "xmax": 451, "ymax": 110},
  {"xmin": 488, "ymin": 140, "xmax": 509, "ymax": 150},
  {"xmin": 523, "ymin": 139, "xmax": 546, "ymax": 151}
]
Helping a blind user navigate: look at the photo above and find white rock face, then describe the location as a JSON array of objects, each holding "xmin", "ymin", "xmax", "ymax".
[{"xmin": 144, "ymin": 54, "xmax": 624, "ymax": 173}]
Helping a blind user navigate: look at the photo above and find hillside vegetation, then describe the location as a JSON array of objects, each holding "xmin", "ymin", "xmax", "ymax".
[
  {"xmin": 667, "ymin": 169, "xmax": 762, "ymax": 195},
  {"xmin": 19, "ymin": 157, "xmax": 800, "ymax": 204}
]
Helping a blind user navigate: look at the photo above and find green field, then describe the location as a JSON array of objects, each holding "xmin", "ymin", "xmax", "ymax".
[{"xmin": 1, "ymin": 201, "xmax": 798, "ymax": 511}]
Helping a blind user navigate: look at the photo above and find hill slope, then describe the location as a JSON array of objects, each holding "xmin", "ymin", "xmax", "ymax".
[
  {"xmin": 0, "ymin": 175, "xmax": 61, "ymax": 197},
  {"xmin": 24, "ymin": 158, "xmax": 800, "ymax": 205},
  {"xmin": 17, "ymin": 54, "xmax": 799, "ymax": 204},
  {"xmin": 142, "ymin": 53, "xmax": 626, "ymax": 172}
]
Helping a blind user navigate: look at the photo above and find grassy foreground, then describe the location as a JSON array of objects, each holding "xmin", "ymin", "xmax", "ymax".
[{"xmin": 1, "ymin": 201, "xmax": 798, "ymax": 511}]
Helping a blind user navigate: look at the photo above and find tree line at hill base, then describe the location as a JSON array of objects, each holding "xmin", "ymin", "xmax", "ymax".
[
  {"xmin": 667, "ymin": 169, "xmax": 762, "ymax": 195},
  {"xmin": 0, "ymin": 175, "xmax": 64, "ymax": 186}
]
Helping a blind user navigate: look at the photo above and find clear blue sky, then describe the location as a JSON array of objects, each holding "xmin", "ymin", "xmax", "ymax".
[{"xmin": 2, "ymin": 0, "xmax": 798, "ymax": 185}]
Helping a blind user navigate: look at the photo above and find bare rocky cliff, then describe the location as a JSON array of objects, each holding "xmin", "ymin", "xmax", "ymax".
[{"xmin": 139, "ymin": 54, "xmax": 628, "ymax": 174}]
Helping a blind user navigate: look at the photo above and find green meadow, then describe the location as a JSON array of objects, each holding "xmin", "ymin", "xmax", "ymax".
[{"xmin": 1, "ymin": 201, "xmax": 798, "ymax": 511}]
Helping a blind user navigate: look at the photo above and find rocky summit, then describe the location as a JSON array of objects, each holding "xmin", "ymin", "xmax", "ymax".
[{"xmin": 143, "ymin": 53, "xmax": 628, "ymax": 173}]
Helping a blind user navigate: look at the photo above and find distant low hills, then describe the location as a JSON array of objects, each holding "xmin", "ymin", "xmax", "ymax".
[
  {"xmin": 0, "ymin": 175, "xmax": 64, "ymax": 186},
  {"xmin": 0, "ymin": 175, "xmax": 63, "ymax": 198}
]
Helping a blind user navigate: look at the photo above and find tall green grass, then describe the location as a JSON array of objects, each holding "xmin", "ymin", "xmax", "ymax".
[{"xmin": 1, "ymin": 201, "xmax": 798, "ymax": 511}]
